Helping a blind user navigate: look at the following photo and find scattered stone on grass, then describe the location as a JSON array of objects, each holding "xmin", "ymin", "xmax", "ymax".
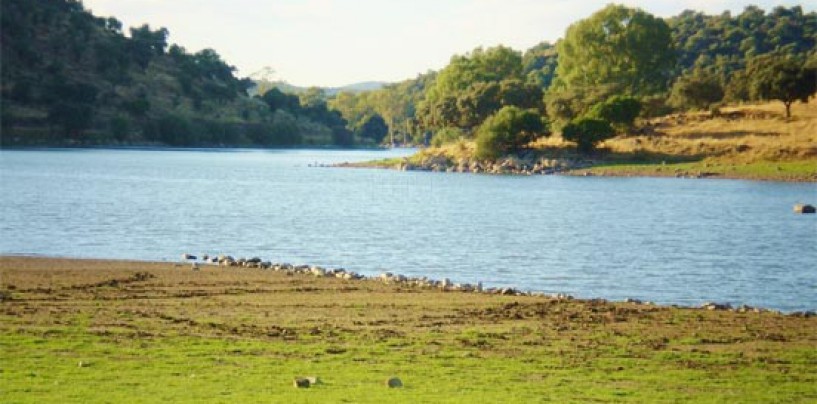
[
  {"xmin": 386, "ymin": 377, "xmax": 403, "ymax": 388},
  {"xmin": 293, "ymin": 378, "xmax": 310, "ymax": 388}
]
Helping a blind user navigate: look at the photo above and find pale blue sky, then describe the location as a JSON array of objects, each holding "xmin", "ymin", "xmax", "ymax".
[{"xmin": 82, "ymin": 0, "xmax": 815, "ymax": 87}]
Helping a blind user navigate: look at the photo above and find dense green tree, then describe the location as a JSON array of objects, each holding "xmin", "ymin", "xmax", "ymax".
[
  {"xmin": 47, "ymin": 81, "xmax": 98, "ymax": 137},
  {"xmin": 418, "ymin": 46, "xmax": 526, "ymax": 133},
  {"xmin": 475, "ymin": 106, "xmax": 547, "ymax": 160},
  {"xmin": 426, "ymin": 46, "xmax": 523, "ymax": 103},
  {"xmin": 522, "ymin": 42, "xmax": 559, "ymax": 89},
  {"xmin": 357, "ymin": 114, "xmax": 389, "ymax": 144},
  {"xmin": 742, "ymin": 53, "xmax": 816, "ymax": 118},
  {"xmin": 129, "ymin": 24, "xmax": 169, "ymax": 68},
  {"xmin": 555, "ymin": 5, "xmax": 675, "ymax": 95},
  {"xmin": 261, "ymin": 88, "xmax": 300, "ymax": 112},
  {"xmin": 455, "ymin": 81, "xmax": 501, "ymax": 128},
  {"xmin": 669, "ymin": 69, "xmax": 725, "ymax": 110},
  {"xmin": 668, "ymin": 6, "xmax": 816, "ymax": 79},
  {"xmin": 561, "ymin": 118, "xmax": 615, "ymax": 153},
  {"xmin": 587, "ymin": 95, "xmax": 642, "ymax": 130}
]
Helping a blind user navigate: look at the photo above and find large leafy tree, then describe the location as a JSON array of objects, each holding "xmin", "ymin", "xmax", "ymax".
[
  {"xmin": 743, "ymin": 53, "xmax": 816, "ymax": 118},
  {"xmin": 425, "ymin": 46, "xmax": 523, "ymax": 104},
  {"xmin": 357, "ymin": 114, "xmax": 389, "ymax": 144},
  {"xmin": 669, "ymin": 69, "xmax": 725, "ymax": 111},
  {"xmin": 555, "ymin": 5, "xmax": 674, "ymax": 95},
  {"xmin": 419, "ymin": 46, "xmax": 526, "ymax": 133}
]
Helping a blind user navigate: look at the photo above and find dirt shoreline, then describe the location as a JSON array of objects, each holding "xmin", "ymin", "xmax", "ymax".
[{"xmin": 1, "ymin": 255, "xmax": 812, "ymax": 315}]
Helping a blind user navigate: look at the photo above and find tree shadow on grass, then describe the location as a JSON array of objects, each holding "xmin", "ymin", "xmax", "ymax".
[
  {"xmin": 590, "ymin": 148, "xmax": 704, "ymax": 166},
  {"xmin": 670, "ymin": 130, "xmax": 781, "ymax": 140}
]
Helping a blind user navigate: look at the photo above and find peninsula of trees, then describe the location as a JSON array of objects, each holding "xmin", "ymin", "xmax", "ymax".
[{"xmin": 2, "ymin": 1, "xmax": 815, "ymax": 153}]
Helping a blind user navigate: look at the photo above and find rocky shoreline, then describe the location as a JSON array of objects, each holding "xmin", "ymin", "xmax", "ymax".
[
  {"xmin": 340, "ymin": 154, "xmax": 817, "ymax": 182},
  {"xmin": 341, "ymin": 154, "xmax": 594, "ymax": 176},
  {"xmin": 183, "ymin": 253, "xmax": 814, "ymax": 317}
]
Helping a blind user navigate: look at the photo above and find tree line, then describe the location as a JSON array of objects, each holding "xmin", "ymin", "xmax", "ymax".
[
  {"xmin": 2, "ymin": 1, "xmax": 815, "ymax": 154},
  {"xmin": 330, "ymin": 4, "xmax": 816, "ymax": 157}
]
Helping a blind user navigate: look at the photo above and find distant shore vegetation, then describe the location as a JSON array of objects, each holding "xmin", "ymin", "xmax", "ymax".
[{"xmin": 2, "ymin": 1, "xmax": 815, "ymax": 157}]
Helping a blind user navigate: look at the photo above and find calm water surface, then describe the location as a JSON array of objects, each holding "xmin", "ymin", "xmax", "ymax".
[{"xmin": 1, "ymin": 148, "xmax": 815, "ymax": 311}]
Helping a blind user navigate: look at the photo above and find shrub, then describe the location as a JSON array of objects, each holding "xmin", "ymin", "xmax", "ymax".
[
  {"xmin": 587, "ymin": 95, "xmax": 642, "ymax": 130},
  {"xmin": 561, "ymin": 117, "xmax": 615, "ymax": 153},
  {"xmin": 475, "ymin": 106, "xmax": 547, "ymax": 160}
]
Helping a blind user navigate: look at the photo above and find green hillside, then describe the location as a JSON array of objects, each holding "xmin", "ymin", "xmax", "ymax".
[{"xmin": 0, "ymin": 0, "xmax": 362, "ymax": 147}]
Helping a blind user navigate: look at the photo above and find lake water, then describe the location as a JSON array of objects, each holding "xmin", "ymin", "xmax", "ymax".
[{"xmin": 1, "ymin": 148, "xmax": 815, "ymax": 311}]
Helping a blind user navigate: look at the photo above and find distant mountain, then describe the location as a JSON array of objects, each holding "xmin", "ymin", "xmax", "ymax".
[
  {"xmin": 247, "ymin": 68, "xmax": 388, "ymax": 96},
  {"xmin": 330, "ymin": 81, "xmax": 388, "ymax": 95}
]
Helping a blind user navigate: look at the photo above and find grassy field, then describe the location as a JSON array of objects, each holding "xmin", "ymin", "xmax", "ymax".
[{"xmin": 2, "ymin": 257, "xmax": 816, "ymax": 403}]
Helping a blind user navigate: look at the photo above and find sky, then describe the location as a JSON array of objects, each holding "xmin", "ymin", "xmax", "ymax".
[{"xmin": 82, "ymin": 0, "xmax": 815, "ymax": 88}]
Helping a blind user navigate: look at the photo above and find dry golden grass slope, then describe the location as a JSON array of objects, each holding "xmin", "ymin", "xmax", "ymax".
[{"xmin": 603, "ymin": 101, "xmax": 817, "ymax": 163}]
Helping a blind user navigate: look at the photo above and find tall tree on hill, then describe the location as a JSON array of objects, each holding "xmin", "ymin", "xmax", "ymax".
[
  {"xmin": 743, "ymin": 53, "xmax": 817, "ymax": 118},
  {"xmin": 554, "ymin": 5, "xmax": 675, "ymax": 96}
]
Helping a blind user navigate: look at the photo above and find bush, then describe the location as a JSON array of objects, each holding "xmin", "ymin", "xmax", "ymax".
[
  {"xmin": 561, "ymin": 117, "xmax": 615, "ymax": 153},
  {"xmin": 587, "ymin": 95, "xmax": 642, "ymax": 130},
  {"xmin": 669, "ymin": 72, "xmax": 724, "ymax": 111},
  {"xmin": 475, "ymin": 106, "xmax": 547, "ymax": 160},
  {"xmin": 430, "ymin": 127, "xmax": 464, "ymax": 147}
]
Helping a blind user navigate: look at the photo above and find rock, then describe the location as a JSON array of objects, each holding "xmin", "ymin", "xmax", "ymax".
[
  {"xmin": 305, "ymin": 376, "xmax": 321, "ymax": 385},
  {"xmin": 293, "ymin": 378, "xmax": 310, "ymax": 388},
  {"xmin": 386, "ymin": 377, "xmax": 403, "ymax": 388},
  {"xmin": 794, "ymin": 204, "xmax": 816, "ymax": 214},
  {"xmin": 701, "ymin": 302, "xmax": 732, "ymax": 311}
]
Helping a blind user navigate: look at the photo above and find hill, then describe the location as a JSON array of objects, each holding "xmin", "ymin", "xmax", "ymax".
[{"xmin": 0, "ymin": 0, "xmax": 356, "ymax": 147}]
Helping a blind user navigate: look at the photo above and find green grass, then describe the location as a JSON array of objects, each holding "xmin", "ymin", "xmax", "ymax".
[
  {"xmin": 4, "ymin": 329, "xmax": 815, "ymax": 403},
  {"xmin": 581, "ymin": 160, "xmax": 817, "ymax": 181},
  {"xmin": 2, "ymin": 257, "xmax": 816, "ymax": 403}
]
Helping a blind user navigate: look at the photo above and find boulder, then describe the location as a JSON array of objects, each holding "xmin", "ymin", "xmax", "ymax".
[
  {"xmin": 701, "ymin": 302, "xmax": 732, "ymax": 311},
  {"xmin": 293, "ymin": 378, "xmax": 310, "ymax": 388},
  {"xmin": 794, "ymin": 204, "xmax": 816, "ymax": 214},
  {"xmin": 386, "ymin": 377, "xmax": 403, "ymax": 388}
]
